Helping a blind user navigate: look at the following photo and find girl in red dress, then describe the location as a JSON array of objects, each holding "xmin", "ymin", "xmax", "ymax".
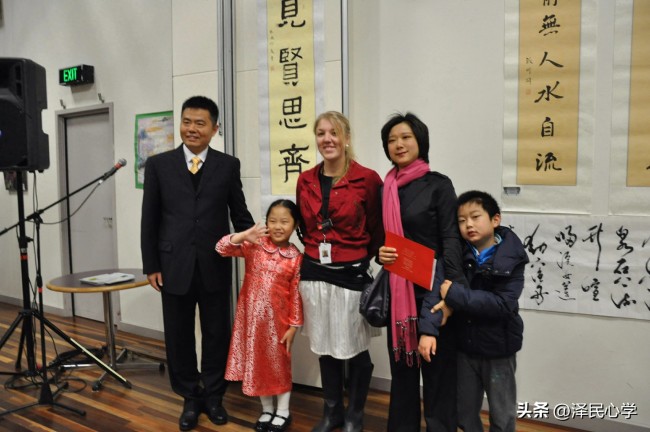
[{"xmin": 216, "ymin": 199, "xmax": 303, "ymax": 432}]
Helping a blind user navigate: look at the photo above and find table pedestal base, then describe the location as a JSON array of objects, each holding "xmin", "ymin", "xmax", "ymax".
[{"xmin": 93, "ymin": 347, "xmax": 165, "ymax": 391}]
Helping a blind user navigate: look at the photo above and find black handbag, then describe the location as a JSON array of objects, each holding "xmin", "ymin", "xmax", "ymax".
[{"xmin": 359, "ymin": 268, "xmax": 390, "ymax": 327}]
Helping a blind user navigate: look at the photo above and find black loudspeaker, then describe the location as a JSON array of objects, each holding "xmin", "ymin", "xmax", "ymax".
[{"xmin": 0, "ymin": 58, "xmax": 49, "ymax": 172}]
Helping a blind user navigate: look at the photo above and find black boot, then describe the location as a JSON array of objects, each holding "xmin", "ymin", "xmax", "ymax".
[
  {"xmin": 342, "ymin": 362, "xmax": 374, "ymax": 432},
  {"xmin": 312, "ymin": 356, "xmax": 345, "ymax": 432}
]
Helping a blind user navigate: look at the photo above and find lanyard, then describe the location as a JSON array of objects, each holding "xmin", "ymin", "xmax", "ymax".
[{"xmin": 318, "ymin": 171, "xmax": 333, "ymax": 232}]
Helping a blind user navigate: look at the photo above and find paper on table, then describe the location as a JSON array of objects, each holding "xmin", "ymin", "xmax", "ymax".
[{"xmin": 80, "ymin": 272, "xmax": 135, "ymax": 286}]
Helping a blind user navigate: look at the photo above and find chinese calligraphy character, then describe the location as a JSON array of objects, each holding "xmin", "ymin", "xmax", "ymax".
[
  {"xmin": 534, "ymin": 81, "xmax": 563, "ymax": 103},
  {"xmin": 582, "ymin": 223, "xmax": 603, "ymax": 271},
  {"xmin": 539, "ymin": 51, "xmax": 564, "ymax": 68},
  {"xmin": 541, "ymin": 117, "xmax": 554, "ymax": 137},
  {"xmin": 278, "ymin": 143, "xmax": 310, "ymax": 182},
  {"xmin": 613, "ymin": 258, "xmax": 631, "ymax": 287},
  {"xmin": 283, "ymin": 63, "xmax": 299, "ymax": 86},
  {"xmin": 523, "ymin": 224, "xmax": 548, "ymax": 255},
  {"xmin": 279, "ymin": 96, "xmax": 307, "ymax": 129},
  {"xmin": 557, "ymin": 272, "xmax": 575, "ymax": 301},
  {"xmin": 615, "ymin": 226, "xmax": 634, "ymax": 257},
  {"xmin": 555, "ymin": 225, "xmax": 577, "ymax": 247},
  {"xmin": 539, "ymin": 14, "xmax": 561, "ymax": 36},
  {"xmin": 279, "ymin": 47, "xmax": 303, "ymax": 63},
  {"xmin": 611, "ymin": 292, "xmax": 636, "ymax": 309},
  {"xmin": 530, "ymin": 275, "xmax": 549, "ymax": 305},
  {"xmin": 535, "ymin": 152, "xmax": 562, "ymax": 171},
  {"xmin": 581, "ymin": 278, "xmax": 600, "ymax": 301},
  {"xmin": 278, "ymin": 0, "xmax": 306, "ymax": 28},
  {"xmin": 523, "ymin": 224, "xmax": 548, "ymax": 257},
  {"xmin": 557, "ymin": 251, "xmax": 573, "ymax": 270}
]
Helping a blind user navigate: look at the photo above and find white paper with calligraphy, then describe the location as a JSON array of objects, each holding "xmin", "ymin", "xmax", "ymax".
[{"xmin": 506, "ymin": 213, "xmax": 650, "ymax": 320}]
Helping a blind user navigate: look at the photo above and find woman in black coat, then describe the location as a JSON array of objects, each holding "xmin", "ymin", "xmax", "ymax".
[{"xmin": 378, "ymin": 112, "xmax": 467, "ymax": 431}]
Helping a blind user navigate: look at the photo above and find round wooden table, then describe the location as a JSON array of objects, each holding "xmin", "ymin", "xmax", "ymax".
[{"xmin": 47, "ymin": 268, "xmax": 164, "ymax": 390}]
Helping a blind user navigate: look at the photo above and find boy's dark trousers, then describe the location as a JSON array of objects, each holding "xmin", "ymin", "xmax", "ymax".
[{"xmin": 457, "ymin": 351, "xmax": 517, "ymax": 432}]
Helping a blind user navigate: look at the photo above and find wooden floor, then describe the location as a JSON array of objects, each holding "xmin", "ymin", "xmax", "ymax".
[{"xmin": 0, "ymin": 302, "xmax": 582, "ymax": 432}]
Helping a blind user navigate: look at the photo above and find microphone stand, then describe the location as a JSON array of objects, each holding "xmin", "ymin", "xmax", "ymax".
[
  {"xmin": 0, "ymin": 165, "xmax": 128, "ymax": 417},
  {"xmin": 0, "ymin": 165, "xmax": 118, "ymax": 370}
]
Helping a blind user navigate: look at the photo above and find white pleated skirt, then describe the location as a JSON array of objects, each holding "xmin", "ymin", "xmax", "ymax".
[{"xmin": 299, "ymin": 280, "xmax": 381, "ymax": 360}]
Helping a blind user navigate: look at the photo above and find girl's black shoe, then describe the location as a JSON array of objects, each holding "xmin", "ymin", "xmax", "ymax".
[
  {"xmin": 255, "ymin": 412, "xmax": 275, "ymax": 432},
  {"xmin": 268, "ymin": 414, "xmax": 292, "ymax": 432}
]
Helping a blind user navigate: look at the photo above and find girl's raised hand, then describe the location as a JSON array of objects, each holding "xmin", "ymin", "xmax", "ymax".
[
  {"xmin": 230, "ymin": 222, "xmax": 269, "ymax": 245},
  {"xmin": 243, "ymin": 222, "xmax": 269, "ymax": 243}
]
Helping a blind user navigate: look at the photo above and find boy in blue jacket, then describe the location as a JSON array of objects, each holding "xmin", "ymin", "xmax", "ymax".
[{"xmin": 437, "ymin": 190, "xmax": 528, "ymax": 432}]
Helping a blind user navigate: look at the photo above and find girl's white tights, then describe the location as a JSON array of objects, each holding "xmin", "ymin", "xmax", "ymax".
[{"xmin": 258, "ymin": 392, "xmax": 292, "ymax": 426}]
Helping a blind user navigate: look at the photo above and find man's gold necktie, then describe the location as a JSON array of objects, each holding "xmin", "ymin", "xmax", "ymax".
[{"xmin": 189, "ymin": 156, "xmax": 201, "ymax": 174}]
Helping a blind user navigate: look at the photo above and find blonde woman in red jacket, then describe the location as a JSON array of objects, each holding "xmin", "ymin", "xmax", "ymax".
[{"xmin": 296, "ymin": 111, "xmax": 383, "ymax": 432}]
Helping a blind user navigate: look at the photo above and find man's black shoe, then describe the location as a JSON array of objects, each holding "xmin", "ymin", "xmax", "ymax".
[
  {"xmin": 179, "ymin": 398, "xmax": 202, "ymax": 431},
  {"xmin": 205, "ymin": 398, "xmax": 228, "ymax": 425}
]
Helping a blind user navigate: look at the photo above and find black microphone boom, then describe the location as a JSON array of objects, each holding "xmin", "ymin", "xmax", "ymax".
[
  {"xmin": 100, "ymin": 158, "xmax": 127, "ymax": 182},
  {"xmin": 0, "ymin": 158, "xmax": 128, "ymax": 237}
]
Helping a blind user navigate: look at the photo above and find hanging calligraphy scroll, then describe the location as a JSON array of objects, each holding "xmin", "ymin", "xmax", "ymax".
[
  {"xmin": 258, "ymin": 0, "xmax": 324, "ymax": 205},
  {"xmin": 627, "ymin": 1, "xmax": 650, "ymax": 187},
  {"xmin": 517, "ymin": 0, "xmax": 581, "ymax": 185},
  {"xmin": 507, "ymin": 213, "xmax": 650, "ymax": 320}
]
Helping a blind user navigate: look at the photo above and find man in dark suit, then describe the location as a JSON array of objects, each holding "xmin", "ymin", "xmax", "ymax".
[{"xmin": 141, "ymin": 96, "xmax": 254, "ymax": 431}]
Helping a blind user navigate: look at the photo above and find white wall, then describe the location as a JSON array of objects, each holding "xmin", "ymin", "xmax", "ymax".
[{"xmin": 0, "ymin": 0, "xmax": 172, "ymax": 336}]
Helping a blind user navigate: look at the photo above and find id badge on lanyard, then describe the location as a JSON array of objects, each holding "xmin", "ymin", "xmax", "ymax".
[
  {"xmin": 318, "ymin": 218, "xmax": 333, "ymax": 264},
  {"xmin": 319, "ymin": 239, "xmax": 332, "ymax": 264}
]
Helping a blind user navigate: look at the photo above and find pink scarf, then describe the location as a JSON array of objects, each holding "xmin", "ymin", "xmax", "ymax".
[{"xmin": 382, "ymin": 158, "xmax": 430, "ymax": 366}]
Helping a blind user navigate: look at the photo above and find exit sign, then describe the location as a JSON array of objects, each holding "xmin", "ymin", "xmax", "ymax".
[{"xmin": 59, "ymin": 64, "xmax": 94, "ymax": 86}]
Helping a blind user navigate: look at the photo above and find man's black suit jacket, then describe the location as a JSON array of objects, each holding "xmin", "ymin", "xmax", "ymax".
[{"xmin": 140, "ymin": 145, "xmax": 254, "ymax": 295}]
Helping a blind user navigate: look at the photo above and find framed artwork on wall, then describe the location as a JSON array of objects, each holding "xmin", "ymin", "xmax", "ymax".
[{"xmin": 134, "ymin": 111, "xmax": 174, "ymax": 189}]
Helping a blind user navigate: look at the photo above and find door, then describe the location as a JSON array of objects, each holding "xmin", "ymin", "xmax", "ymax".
[{"xmin": 57, "ymin": 104, "xmax": 118, "ymax": 322}]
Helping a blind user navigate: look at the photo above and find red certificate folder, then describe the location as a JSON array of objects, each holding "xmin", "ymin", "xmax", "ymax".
[{"xmin": 384, "ymin": 231, "xmax": 436, "ymax": 290}]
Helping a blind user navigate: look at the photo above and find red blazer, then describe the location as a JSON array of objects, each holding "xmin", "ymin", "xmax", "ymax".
[{"xmin": 296, "ymin": 160, "xmax": 383, "ymax": 263}]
